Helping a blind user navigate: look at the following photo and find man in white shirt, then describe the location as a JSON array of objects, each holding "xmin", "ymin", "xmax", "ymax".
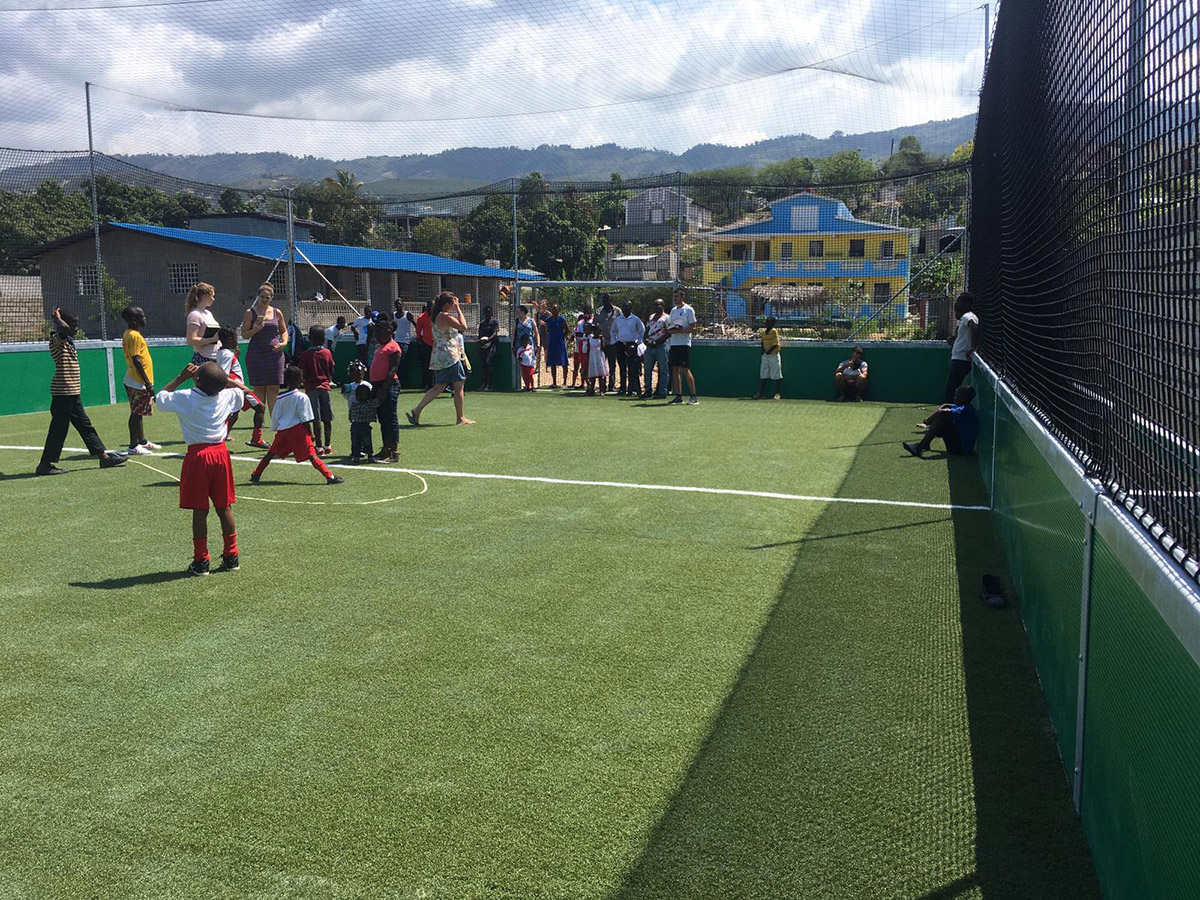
[
  {"xmin": 945, "ymin": 291, "xmax": 978, "ymax": 402},
  {"xmin": 641, "ymin": 298, "xmax": 670, "ymax": 399},
  {"xmin": 324, "ymin": 316, "xmax": 347, "ymax": 351},
  {"xmin": 834, "ymin": 346, "xmax": 869, "ymax": 401},
  {"xmin": 666, "ymin": 287, "xmax": 698, "ymax": 405},
  {"xmin": 611, "ymin": 302, "xmax": 645, "ymax": 396},
  {"xmin": 351, "ymin": 304, "xmax": 373, "ymax": 364}
]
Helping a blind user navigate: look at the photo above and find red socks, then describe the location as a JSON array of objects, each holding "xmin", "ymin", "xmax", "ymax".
[
  {"xmin": 311, "ymin": 456, "xmax": 333, "ymax": 479},
  {"xmin": 251, "ymin": 428, "xmax": 263, "ymax": 443},
  {"xmin": 252, "ymin": 458, "xmax": 268, "ymax": 477},
  {"xmin": 193, "ymin": 539, "xmax": 209, "ymax": 562},
  {"xmin": 223, "ymin": 532, "xmax": 238, "ymax": 557}
]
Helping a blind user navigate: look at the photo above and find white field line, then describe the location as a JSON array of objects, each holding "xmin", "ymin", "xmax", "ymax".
[{"xmin": 1, "ymin": 444, "xmax": 991, "ymax": 512}]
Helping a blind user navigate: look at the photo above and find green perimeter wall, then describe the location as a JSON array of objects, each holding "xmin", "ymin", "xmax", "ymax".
[
  {"xmin": 975, "ymin": 360, "xmax": 1200, "ymax": 900},
  {"xmin": 1, "ymin": 340, "xmax": 943, "ymax": 415}
]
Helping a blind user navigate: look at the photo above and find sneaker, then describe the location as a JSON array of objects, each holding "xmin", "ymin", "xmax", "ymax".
[
  {"xmin": 219, "ymin": 554, "xmax": 239, "ymax": 572},
  {"xmin": 139, "ymin": 441, "xmax": 162, "ymax": 451},
  {"xmin": 246, "ymin": 439, "xmax": 269, "ymax": 449},
  {"xmin": 99, "ymin": 453, "xmax": 126, "ymax": 469},
  {"xmin": 773, "ymin": 394, "xmax": 781, "ymax": 401},
  {"xmin": 902, "ymin": 441, "xmax": 922, "ymax": 458},
  {"xmin": 669, "ymin": 396, "xmax": 684, "ymax": 405},
  {"xmin": 34, "ymin": 463, "xmax": 67, "ymax": 476},
  {"xmin": 249, "ymin": 472, "xmax": 262, "ymax": 483},
  {"xmin": 688, "ymin": 396, "xmax": 699, "ymax": 406},
  {"xmin": 128, "ymin": 444, "xmax": 154, "ymax": 455},
  {"xmin": 327, "ymin": 475, "xmax": 345, "ymax": 485},
  {"xmin": 187, "ymin": 559, "xmax": 211, "ymax": 577},
  {"xmin": 324, "ymin": 447, "xmax": 333, "ymax": 456}
]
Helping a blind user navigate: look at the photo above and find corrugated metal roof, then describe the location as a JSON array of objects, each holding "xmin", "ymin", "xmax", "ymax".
[
  {"xmin": 707, "ymin": 193, "xmax": 911, "ymax": 237},
  {"xmin": 110, "ymin": 222, "xmax": 536, "ymax": 280}
]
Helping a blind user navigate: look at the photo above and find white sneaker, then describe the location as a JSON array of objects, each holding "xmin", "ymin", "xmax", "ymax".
[
  {"xmin": 128, "ymin": 444, "xmax": 154, "ymax": 455},
  {"xmin": 140, "ymin": 441, "xmax": 162, "ymax": 450}
]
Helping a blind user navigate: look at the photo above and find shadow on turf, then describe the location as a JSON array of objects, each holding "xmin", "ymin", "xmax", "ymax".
[
  {"xmin": 609, "ymin": 408, "xmax": 1100, "ymax": 900},
  {"xmin": 71, "ymin": 571, "xmax": 195, "ymax": 589},
  {"xmin": 745, "ymin": 516, "xmax": 950, "ymax": 550}
]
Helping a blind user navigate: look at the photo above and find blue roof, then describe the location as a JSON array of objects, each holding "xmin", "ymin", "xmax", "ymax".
[
  {"xmin": 110, "ymin": 222, "xmax": 536, "ymax": 280},
  {"xmin": 710, "ymin": 193, "xmax": 909, "ymax": 237}
]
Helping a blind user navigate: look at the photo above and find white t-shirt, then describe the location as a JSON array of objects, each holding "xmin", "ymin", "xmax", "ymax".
[
  {"xmin": 155, "ymin": 386, "xmax": 244, "ymax": 445},
  {"xmin": 839, "ymin": 358, "xmax": 868, "ymax": 380},
  {"xmin": 215, "ymin": 346, "xmax": 243, "ymax": 381},
  {"xmin": 324, "ymin": 324, "xmax": 343, "ymax": 348},
  {"xmin": 186, "ymin": 308, "xmax": 220, "ymax": 360},
  {"xmin": 394, "ymin": 315, "xmax": 413, "ymax": 345},
  {"xmin": 352, "ymin": 315, "xmax": 372, "ymax": 345},
  {"xmin": 668, "ymin": 303, "xmax": 696, "ymax": 347},
  {"xmin": 271, "ymin": 388, "xmax": 315, "ymax": 432},
  {"xmin": 951, "ymin": 312, "xmax": 979, "ymax": 361}
]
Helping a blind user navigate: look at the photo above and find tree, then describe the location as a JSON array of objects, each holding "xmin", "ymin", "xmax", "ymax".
[
  {"xmin": 413, "ymin": 217, "xmax": 460, "ymax": 258},
  {"xmin": 880, "ymin": 135, "xmax": 939, "ymax": 178},
  {"xmin": 460, "ymin": 194, "xmax": 515, "ymax": 264},
  {"xmin": 816, "ymin": 150, "xmax": 877, "ymax": 212},
  {"xmin": 517, "ymin": 172, "xmax": 550, "ymax": 213},
  {"xmin": 758, "ymin": 157, "xmax": 816, "ymax": 199},
  {"xmin": 685, "ymin": 166, "xmax": 756, "ymax": 222},
  {"xmin": 949, "ymin": 140, "xmax": 974, "ymax": 165},
  {"xmin": 219, "ymin": 188, "xmax": 246, "ymax": 214},
  {"xmin": 523, "ymin": 194, "xmax": 604, "ymax": 279},
  {"xmin": 594, "ymin": 173, "xmax": 629, "ymax": 230}
]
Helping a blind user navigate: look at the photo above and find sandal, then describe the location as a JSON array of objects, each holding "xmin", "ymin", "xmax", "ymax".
[{"xmin": 405, "ymin": 411, "xmax": 419, "ymax": 426}]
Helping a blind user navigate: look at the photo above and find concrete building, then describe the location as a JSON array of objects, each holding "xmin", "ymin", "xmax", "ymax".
[
  {"xmin": 0, "ymin": 274, "xmax": 43, "ymax": 342},
  {"xmin": 606, "ymin": 188, "xmax": 713, "ymax": 244},
  {"xmin": 186, "ymin": 212, "xmax": 320, "ymax": 243},
  {"xmin": 33, "ymin": 222, "xmax": 531, "ymax": 338},
  {"xmin": 606, "ymin": 249, "xmax": 677, "ymax": 281}
]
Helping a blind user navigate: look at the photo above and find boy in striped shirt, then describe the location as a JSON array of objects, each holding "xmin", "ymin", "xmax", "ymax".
[{"xmin": 35, "ymin": 307, "xmax": 126, "ymax": 476}]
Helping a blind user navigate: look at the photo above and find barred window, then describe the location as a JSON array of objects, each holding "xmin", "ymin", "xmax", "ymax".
[
  {"xmin": 271, "ymin": 267, "xmax": 288, "ymax": 299},
  {"xmin": 353, "ymin": 272, "xmax": 365, "ymax": 300},
  {"xmin": 849, "ymin": 240, "xmax": 865, "ymax": 258},
  {"xmin": 75, "ymin": 265, "xmax": 98, "ymax": 296},
  {"xmin": 873, "ymin": 282, "xmax": 891, "ymax": 302},
  {"xmin": 780, "ymin": 242, "xmax": 794, "ymax": 260},
  {"xmin": 808, "ymin": 240, "xmax": 824, "ymax": 258},
  {"xmin": 168, "ymin": 262, "xmax": 198, "ymax": 295},
  {"xmin": 879, "ymin": 241, "xmax": 895, "ymax": 259}
]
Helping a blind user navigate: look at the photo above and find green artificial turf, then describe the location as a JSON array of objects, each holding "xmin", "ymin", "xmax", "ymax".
[{"xmin": 0, "ymin": 392, "xmax": 1099, "ymax": 898}]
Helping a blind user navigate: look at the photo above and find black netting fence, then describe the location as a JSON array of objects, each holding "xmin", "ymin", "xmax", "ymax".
[
  {"xmin": 971, "ymin": 0, "xmax": 1200, "ymax": 582},
  {"xmin": 1, "ymin": 153, "xmax": 968, "ymax": 345}
]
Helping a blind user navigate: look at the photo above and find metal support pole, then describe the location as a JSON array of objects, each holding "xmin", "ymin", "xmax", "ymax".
[
  {"xmin": 989, "ymin": 380, "xmax": 999, "ymax": 509},
  {"xmin": 511, "ymin": 186, "xmax": 520, "ymax": 390},
  {"xmin": 286, "ymin": 188, "xmax": 299, "ymax": 337},
  {"xmin": 1072, "ymin": 481, "xmax": 1103, "ymax": 812},
  {"xmin": 85, "ymin": 82, "xmax": 106, "ymax": 340},
  {"xmin": 982, "ymin": 4, "xmax": 991, "ymax": 70},
  {"xmin": 675, "ymin": 171, "xmax": 684, "ymax": 282}
]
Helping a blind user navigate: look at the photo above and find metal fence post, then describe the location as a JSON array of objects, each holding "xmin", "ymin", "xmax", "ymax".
[
  {"xmin": 286, "ymin": 189, "xmax": 298, "ymax": 332},
  {"xmin": 85, "ymin": 82, "xmax": 106, "ymax": 341},
  {"xmin": 1073, "ymin": 480, "xmax": 1103, "ymax": 811},
  {"xmin": 511, "ymin": 186, "xmax": 520, "ymax": 390}
]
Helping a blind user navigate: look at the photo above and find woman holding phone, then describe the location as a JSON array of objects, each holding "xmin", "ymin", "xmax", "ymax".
[
  {"xmin": 241, "ymin": 282, "xmax": 288, "ymax": 447},
  {"xmin": 184, "ymin": 282, "xmax": 221, "ymax": 365}
]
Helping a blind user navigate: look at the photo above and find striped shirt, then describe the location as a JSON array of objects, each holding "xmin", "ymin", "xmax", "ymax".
[{"xmin": 49, "ymin": 332, "xmax": 81, "ymax": 396}]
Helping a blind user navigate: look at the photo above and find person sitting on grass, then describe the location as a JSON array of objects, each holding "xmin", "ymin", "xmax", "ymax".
[
  {"xmin": 754, "ymin": 316, "xmax": 783, "ymax": 400},
  {"xmin": 250, "ymin": 366, "xmax": 344, "ymax": 486},
  {"xmin": 904, "ymin": 386, "xmax": 979, "ymax": 458},
  {"xmin": 120, "ymin": 306, "xmax": 161, "ymax": 456},
  {"xmin": 154, "ymin": 362, "xmax": 245, "ymax": 576},
  {"xmin": 35, "ymin": 307, "xmax": 127, "ymax": 476},
  {"xmin": 298, "ymin": 325, "xmax": 336, "ymax": 456},
  {"xmin": 214, "ymin": 326, "xmax": 264, "ymax": 441},
  {"xmin": 834, "ymin": 346, "xmax": 868, "ymax": 401}
]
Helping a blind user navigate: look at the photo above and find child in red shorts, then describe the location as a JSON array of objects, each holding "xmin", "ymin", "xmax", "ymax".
[
  {"xmin": 155, "ymin": 362, "xmax": 246, "ymax": 576},
  {"xmin": 250, "ymin": 365, "xmax": 345, "ymax": 485},
  {"xmin": 215, "ymin": 326, "xmax": 264, "ymax": 441}
]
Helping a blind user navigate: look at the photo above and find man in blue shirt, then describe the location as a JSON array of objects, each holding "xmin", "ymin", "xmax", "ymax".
[{"xmin": 904, "ymin": 386, "xmax": 979, "ymax": 457}]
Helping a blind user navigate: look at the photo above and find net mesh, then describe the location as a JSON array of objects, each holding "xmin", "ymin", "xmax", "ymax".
[{"xmin": 971, "ymin": 0, "xmax": 1200, "ymax": 583}]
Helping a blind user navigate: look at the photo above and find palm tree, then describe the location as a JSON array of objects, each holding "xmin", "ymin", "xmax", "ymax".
[{"xmin": 324, "ymin": 169, "xmax": 363, "ymax": 196}]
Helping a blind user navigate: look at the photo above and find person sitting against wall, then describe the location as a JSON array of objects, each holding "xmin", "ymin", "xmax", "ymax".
[
  {"xmin": 903, "ymin": 386, "xmax": 979, "ymax": 457},
  {"xmin": 834, "ymin": 346, "xmax": 868, "ymax": 401}
]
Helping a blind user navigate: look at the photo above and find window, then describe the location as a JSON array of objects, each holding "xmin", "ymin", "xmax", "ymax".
[
  {"xmin": 917, "ymin": 235, "xmax": 928, "ymax": 255},
  {"xmin": 650, "ymin": 206, "xmax": 664, "ymax": 225},
  {"xmin": 873, "ymin": 282, "xmax": 892, "ymax": 302},
  {"xmin": 791, "ymin": 207, "xmax": 819, "ymax": 231},
  {"xmin": 780, "ymin": 242, "xmax": 794, "ymax": 260},
  {"xmin": 879, "ymin": 240, "xmax": 895, "ymax": 259},
  {"xmin": 168, "ymin": 262, "xmax": 198, "ymax": 296},
  {"xmin": 271, "ymin": 267, "xmax": 288, "ymax": 299},
  {"xmin": 808, "ymin": 240, "xmax": 824, "ymax": 258},
  {"xmin": 352, "ymin": 272, "xmax": 366, "ymax": 301},
  {"xmin": 849, "ymin": 239, "xmax": 865, "ymax": 258},
  {"xmin": 75, "ymin": 265, "xmax": 98, "ymax": 296},
  {"xmin": 731, "ymin": 243, "xmax": 747, "ymax": 261}
]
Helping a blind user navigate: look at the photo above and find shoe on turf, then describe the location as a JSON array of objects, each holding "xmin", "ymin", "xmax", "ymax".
[
  {"xmin": 327, "ymin": 475, "xmax": 345, "ymax": 485},
  {"xmin": 219, "ymin": 554, "xmax": 239, "ymax": 572},
  {"xmin": 187, "ymin": 558, "xmax": 211, "ymax": 577},
  {"xmin": 34, "ymin": 463, "xmax": 67, "ymax": 476},
  {"xmin": 669, "ymin": 396, "xmax": 684, "ymax": 405},
  {"xmin": 902, "ymin": 441, "xmax": 923, "ymax": 458},
  {"xmin": 99, "ymin": 453, "xmax": 126, "ymax": 469},
  {"xmin": 774, "ymin": 394, "xmax": 781, "ymax": 401},
  {"xmin": 688, "ymin": 396, "xmax": 699, "ymax": 405},
  {"xmin": 324, "ymin": 446, "xmax": 333, "ymax": 456},
  {"xmin": 128, "ymin": 444, "xmax": 154, "ymax": 455},
  {"xmin": 246, "ymin": 439, "xmax": 269, "ymax": 449},
  {"xmin": 140, "ymin": 441, "xmax": 162, "ymax": 451},
  {"xmin": 249, "ymin": 472, "xmax": 261, "ymax": 483}
]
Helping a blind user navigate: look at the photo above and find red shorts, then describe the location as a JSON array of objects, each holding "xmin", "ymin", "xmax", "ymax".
[
  {"xmin": 574, "ymin": 350, "xmax": 587, "ymax": 368},
  {"xmin": 179, "ymin": 442, "xmax": 235, "ymax": 510},
  {"xmin": 268, "ymin": 423, "xmax": 316, "ymax": 461}
]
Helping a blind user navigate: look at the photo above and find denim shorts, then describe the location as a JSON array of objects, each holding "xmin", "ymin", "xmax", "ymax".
[{"xmin": 435, "ymin": 362, "xmax": 466, "ymax": 385}]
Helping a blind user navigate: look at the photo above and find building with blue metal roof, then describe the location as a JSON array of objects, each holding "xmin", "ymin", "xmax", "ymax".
[
  {"xmin": 33, "ymin": 221, "xmax": 535, "ymax": 338},
  {"xmin": 701, "ymin": 193, "xmax": 915, "ymax": 318}
]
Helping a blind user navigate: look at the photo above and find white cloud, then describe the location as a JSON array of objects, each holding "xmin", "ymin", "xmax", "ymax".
[{"xmin": 0, "ymin": 0, "xmax": 987, "ymax": 158}]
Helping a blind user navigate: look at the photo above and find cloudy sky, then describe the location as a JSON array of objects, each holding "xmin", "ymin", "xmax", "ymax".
[{"xmin": 0, "ymin": 0, "xmax": 989, "ymax": 157}]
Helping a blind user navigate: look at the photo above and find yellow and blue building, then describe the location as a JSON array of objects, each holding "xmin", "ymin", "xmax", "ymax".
[{"xmin": 701, "ymin": 193, "xmax": 914, "ymax": 318}]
